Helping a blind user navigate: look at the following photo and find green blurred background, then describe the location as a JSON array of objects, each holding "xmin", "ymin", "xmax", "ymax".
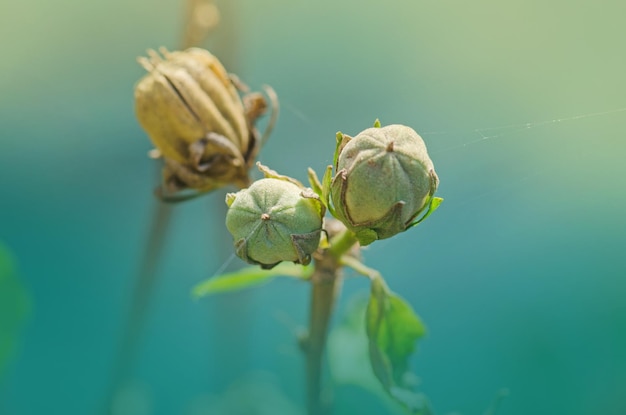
[{"xmin": 1, "ymin": 0, "xmax": 625, "ymax": 414}]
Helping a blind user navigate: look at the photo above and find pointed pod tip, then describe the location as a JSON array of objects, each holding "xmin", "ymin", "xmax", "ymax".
[{"xmin": 225, "ymin": 192, "xmax": 237, "ymax": 207}]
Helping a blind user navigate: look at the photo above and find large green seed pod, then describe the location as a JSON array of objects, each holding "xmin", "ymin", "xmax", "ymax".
[
  {"xmin": 330, "ymin": 124, "xmax": 439, "ymax": 246},
  {"xmin": 225, "ymin": 178, "xmax": 324, "ymax": 269}
]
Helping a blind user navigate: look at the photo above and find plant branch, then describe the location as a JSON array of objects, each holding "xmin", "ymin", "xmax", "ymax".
[
  {"xmin": 327, "ymin": 229, "xmax": 359, "ymax": 259},
  {"xmin": 306, "ymin": 228, "xmax": 358, "ymax": 415},
  {"xmin": 339, "ymin": 255, "xmax": 381, "ymax": 281}
]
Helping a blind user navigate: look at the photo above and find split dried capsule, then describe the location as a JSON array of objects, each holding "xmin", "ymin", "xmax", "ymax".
[
  {"xmin": 134, "ymin": 47, "xmax": 273, "ymax": 198},
  {"xmin": 331, "ymin": 123, "xmax": 439, "ymax": 245},
  {"xmin": 225, "ymin": 177, "xmax": 324, "ymax": 269}
]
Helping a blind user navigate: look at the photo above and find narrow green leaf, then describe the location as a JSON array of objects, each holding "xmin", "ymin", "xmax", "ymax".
[
  {"xmin": 366, "ymin": 277, "xmax": 431, "ymax": 414},
  {"xmin": 321, "ymin": 165, "xmax": 334, "ymax": 214},
  {"xmin": 192, "ymin": 263, "xmax": 312, "ymax": 298},
  {"xmin": 307, "ymin": 167, "xmax": 323, "ymax": 199},
  {"xmin": 327, "ymin": 297, "xmax": 411, "ymax": 415},
  {"xmin": 334, "ymin": 132, "xmax": 343, "ymax": 168},
  {"xmin": 408, "ymin": 197, "xmax": 443, "ymax": 229}
]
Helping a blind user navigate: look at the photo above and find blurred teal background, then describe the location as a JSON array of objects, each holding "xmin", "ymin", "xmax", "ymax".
[{"xmin": 1, "ymin": 0, "xmax": 625, "ymax": 414}]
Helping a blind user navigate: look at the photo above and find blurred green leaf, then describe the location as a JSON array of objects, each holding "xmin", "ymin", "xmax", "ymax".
[
  {"xmin": 0, "ymin": 242, "xmax": 30, "ymax": 378},
  {"xmin": 192, "ymin": 263, "xmax": 312, "ymax": 298},
  {"xmin": 366, "ymin": 278, "xmax": 431, "ymax": 414},
  {"xmin": 192, "ymin": 372, "xmax": 304, "ymax": 415},
  {"xmin": 327, "ymin": 297, "xmax": 408, "ymax": 415}
]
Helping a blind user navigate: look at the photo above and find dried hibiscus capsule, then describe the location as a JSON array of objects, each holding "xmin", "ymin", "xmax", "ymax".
[{"xmin": 134, "ymin": 47, "xmax": 276, "ymax": 200}]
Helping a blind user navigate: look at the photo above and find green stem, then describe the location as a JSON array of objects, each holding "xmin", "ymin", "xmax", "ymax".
[
  {"xmin": 306, "ymin": 229, "xmax": 359, "ymax": 415},
  {"xmin": 339, "ymin": 255, "xmax": 389, "ymax": 293},
  {"xmin": 327, "ymin": 229, "xmax": 359, "ymax": 259}
]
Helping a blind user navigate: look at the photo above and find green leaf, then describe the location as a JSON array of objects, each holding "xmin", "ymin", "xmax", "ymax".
[
  {"xmin": 0, "ymin": 242, "xmax": 30, "ymax": 379},
  {"xmin": 321, "ymin": 165, "xmax": 334, "ymax": 215},
  {"xmin": 328, "ymin": 297, "xmax": 412, "ymax": 415},
  {"xmin": 307, "ymin": 166, "xmax": 334, "ymax": 214},
  {"xmin": 197, "ymin": 373, "xmax": 304, "ymax": 415},
  {"xmin": 307, "ymin": 167, "xmax": 323, "ymax": 198},
  {"xmin": 366, "ymin": 277, "xmax": 431, "ymax": 414},
  {"xmin": 408, "ymin": 197, "xmax": 443, "ymax": 229},
  {"xmin": 333, "ymin": 132, "xmax": 344, "ymax": 168},
  {"xmin": 192, "ymin": 263, "xmax": 312, "ymax": 298}
]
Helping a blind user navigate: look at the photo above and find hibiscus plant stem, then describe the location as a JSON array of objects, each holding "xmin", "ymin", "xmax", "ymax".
[{"xmin": 306, "ymin": 229, "xmax": 359, "ymax": 415}]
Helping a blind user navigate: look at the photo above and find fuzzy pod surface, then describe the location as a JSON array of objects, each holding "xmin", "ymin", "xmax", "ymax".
[
  {"xmin": 331, "ymin": 124, "xmax": 438, "ymax": 245},
  {"xmin": 226, "ymin": 178, "xmax": 324, "ymax": 269}
]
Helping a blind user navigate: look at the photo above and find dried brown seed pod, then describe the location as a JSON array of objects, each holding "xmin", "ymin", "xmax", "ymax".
[{"xmin": 134, "ymin": 47, "xmax": 278, "ymax": 201}]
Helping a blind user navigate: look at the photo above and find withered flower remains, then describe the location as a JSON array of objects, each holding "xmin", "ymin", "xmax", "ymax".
[{"xmin": 134, "ymin": 47, "xmax": 276, "ymax": 200}]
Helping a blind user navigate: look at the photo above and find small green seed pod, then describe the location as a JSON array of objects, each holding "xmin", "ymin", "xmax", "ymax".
[
  {"xmin": 225, "ymin": 178, "xmax": 324, "ymax": 269},
  {"xmin": 331, "ymin": 124, "xmax": 439, "ymax": 246}
]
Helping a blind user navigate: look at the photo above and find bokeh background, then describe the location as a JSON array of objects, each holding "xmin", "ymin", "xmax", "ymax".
[{"xmin": 1, "ymin": 0, "xmax": 625, "ymax": 414}]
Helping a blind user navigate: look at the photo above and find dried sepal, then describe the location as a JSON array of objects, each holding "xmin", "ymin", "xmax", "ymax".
[{"xmin": 256, "ymin": 162, "xmax": 305, "ymax": 188}]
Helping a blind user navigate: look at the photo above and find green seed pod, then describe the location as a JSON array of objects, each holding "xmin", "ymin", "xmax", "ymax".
[
  {"xmin": 330, "ymin": 123, "xmax": 439, "ymax": 246},
  {"xmin": 134, "ymin": 47, "xmax": 275, "ymax": 198},
  {"xmin": 225, "ymin": 177, "xmax": 324, "ymax": 269}
]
